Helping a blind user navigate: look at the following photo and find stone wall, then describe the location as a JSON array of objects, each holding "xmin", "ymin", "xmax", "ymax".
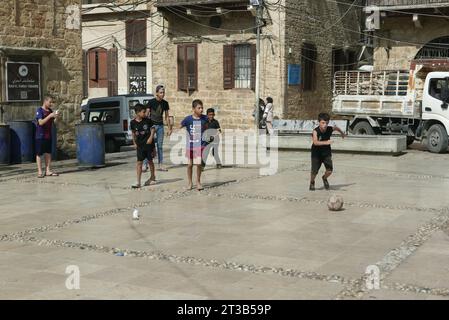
[
  {"xmin": 0, "ymin": 0, "xmax": 83, "ymax": 158},
  {"xmin": 373, "ymin": 16, "xmax": 449, "ymax": 70},
  {"xmin": 150, "ymin": 3, "xmax": 286, "ymax": 130},
  {"xmin": 284, "ymin": 0, "xmax": 361, "ymax": 120}
]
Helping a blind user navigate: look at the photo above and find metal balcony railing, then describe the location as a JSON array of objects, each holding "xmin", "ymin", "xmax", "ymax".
[{"xmin": 366, "ymin": 0, "xmax": 449, "ymax": 8}]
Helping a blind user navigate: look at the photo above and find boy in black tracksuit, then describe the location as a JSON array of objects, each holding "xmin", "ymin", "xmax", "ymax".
[
  {"xmin": 310, "ymin": 113, "xmax": 346, "ymax": 191},
  {"xmin": 131, "ymin": 103, "xmax": 156, "ymax": 188}
]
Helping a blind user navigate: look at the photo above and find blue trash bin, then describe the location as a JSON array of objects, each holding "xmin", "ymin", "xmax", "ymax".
[
  {"xmin": 0, "ymin": 124, "xmax": 10, "ymax": 165},
  {"xmin": 76, "ymin": 123, "xmax": 105, "ymax": 167},
  {"xmin": 9, "ymin": 120, "xmax": 34, "ymax": 164}
]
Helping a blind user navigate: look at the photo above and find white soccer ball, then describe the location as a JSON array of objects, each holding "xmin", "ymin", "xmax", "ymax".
[
  {"xmin": 132, "ymin": 209, "xmax": 139, "ymax": 220},
  {"xmin": 327, "ymin": 194, "xmax": 344, "ymax": 211}
]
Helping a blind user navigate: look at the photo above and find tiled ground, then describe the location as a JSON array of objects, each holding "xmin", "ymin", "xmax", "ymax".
[{"xmin": 1, "ymin": 144, "xmax": 449, "ymax": 299}]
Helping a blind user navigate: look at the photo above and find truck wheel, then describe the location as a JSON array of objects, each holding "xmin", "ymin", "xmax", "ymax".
[
  {"xmin": 426, "ymin": 124, "xmax": 449, "ymax": 153},
  {"xmin": 105, "ymin": 139, "xmax": 116, "ymax": 153},
  {"xmin": 352, "ymin": 121, "xmax": 375, "ymax": 135}
]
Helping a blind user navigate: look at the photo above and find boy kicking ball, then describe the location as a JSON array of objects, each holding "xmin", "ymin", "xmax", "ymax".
[
  {"xmin": 131, "ymin": 104, "xmax": 156, "ymax": 189},
  {"xmin": 310, "ymin": 112, "xmax": 346, "ymax": 191}
]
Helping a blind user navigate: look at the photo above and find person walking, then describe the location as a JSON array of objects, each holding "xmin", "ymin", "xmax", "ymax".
[{"xmin": 263, "ymin": 97, "xmax": 274, "ymax": 135}]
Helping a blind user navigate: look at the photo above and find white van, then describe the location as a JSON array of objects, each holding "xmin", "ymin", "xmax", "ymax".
[{"xmin": 81, "ymin": 94, "xmax": 154, "ymax": 153}]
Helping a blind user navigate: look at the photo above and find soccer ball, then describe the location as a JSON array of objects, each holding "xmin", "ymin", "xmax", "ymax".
[{"xmin": 327, "ymin": 195, "xmax": 344, "ymax": 211}]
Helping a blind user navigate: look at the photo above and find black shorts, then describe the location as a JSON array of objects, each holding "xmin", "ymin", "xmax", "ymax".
[
  {"xmin": 136, "ymin": 145, "xmax": 155, "ymax": 162},
  {"xmin": 36, "ymin": 139, "xmax": 52, "ymax": 156},
  {"xmin": 311, "ymin": 154, "xmax": 333, "ymax": 175}
]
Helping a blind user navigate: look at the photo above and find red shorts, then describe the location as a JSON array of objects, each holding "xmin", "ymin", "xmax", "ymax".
[{"xmin": 186, "ymin": 146, "xmax": 205, "ymax": 163}]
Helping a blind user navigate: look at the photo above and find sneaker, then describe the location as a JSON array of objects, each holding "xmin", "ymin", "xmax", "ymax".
[
  {"xmin": 216, "ymin": 164, "xmax": 222, "ymax": 169},
  {"xmin": 309, "ymin": 182, "xmax": 315, "ymax": 191},
  {"xmin": 322, "ymin": 176, "xmax": 330, "ymax": 190}
]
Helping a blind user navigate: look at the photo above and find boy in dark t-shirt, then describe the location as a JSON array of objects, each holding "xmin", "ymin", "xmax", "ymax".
[
  {"xmin": 203, "ymin": 108, "xmax": 222, "ymax": 169},
  {"xmin": 310, "ymin": 113, "xmax": 346, "ymax": 191},
  {"xmin": 131, "ymin": 104, "xmax": 156, "ymax": 189},
  {"xmin": 147, "ymin": 85, "xmax": 173, "ymax": 171}
]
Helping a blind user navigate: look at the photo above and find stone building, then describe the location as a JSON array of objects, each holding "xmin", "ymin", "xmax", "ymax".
[
  {"xmin": 0, "ymin": 0, "xmax": 83, "ymax": 158},
  {"xmin": 366, "ymin": 0, "xmax": 449, "ymax": 71},
  {"xmin": 81, "ymin": 0, "xmax": 153, "ymax": 99},
  {"xmin": 152, "ymin": 0, "xmax": 362, "ymax": 128}
]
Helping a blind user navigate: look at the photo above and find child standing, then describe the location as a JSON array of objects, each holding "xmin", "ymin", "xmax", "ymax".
[
  {"xmin": 309, "ymin": 113, "xmax": 346, "ymax": 191},
  {"xmin": 180, "ymin": 99, "xmax": 209, "ymax": 191},
  {"xmin": 35, "ymin": 95, "xmax": 59, "ymax": 178},
  {"xmin": 131, "ymin": 104, "xmax": 156, "ymax": 189},
  {"xmin": 203, "ymin": 108, "xmax": 222, "ymax": 169}
]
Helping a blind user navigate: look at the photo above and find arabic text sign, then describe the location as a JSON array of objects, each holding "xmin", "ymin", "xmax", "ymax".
[{"xmin": 6, "ymin": 62, "xmax": 41, "ymax": 101}]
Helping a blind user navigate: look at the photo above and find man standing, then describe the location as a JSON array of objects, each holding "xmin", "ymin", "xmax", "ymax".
[
  {"xmin": 147, "ymin": 85, "xmax": 172, "ymax": 171},
  {"xmin": 35, "ymin": 95, "xmax": 59, "ymax": 178}
]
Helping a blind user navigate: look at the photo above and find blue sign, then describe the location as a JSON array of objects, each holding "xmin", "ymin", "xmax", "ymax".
[{"xmin": 288, "ymin": 64, "xmax": 301, "ymax": 85}]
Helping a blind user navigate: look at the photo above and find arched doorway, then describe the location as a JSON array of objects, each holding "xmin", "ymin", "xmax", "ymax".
[
  {"xmin": 411, "ymin": 36, "xmax": 449, "ymax": 71},
  {"xmin": 415, "ymin": 36, "xmax": 449, "ymax": 60}
]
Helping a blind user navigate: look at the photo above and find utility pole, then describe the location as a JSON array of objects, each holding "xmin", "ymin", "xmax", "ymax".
[{"xmin": 253, "ymin": 0, "xmax": 263, "ymax": 139}]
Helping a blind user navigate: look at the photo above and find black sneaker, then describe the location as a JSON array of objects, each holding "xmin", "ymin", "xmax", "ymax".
[
  {"xmin": 309, "ymin": 182, "xmax": 315, "ymax": 191},
  {"xmin": 322, "ymin": 176, "xmax": 330, "ymax": 190}
]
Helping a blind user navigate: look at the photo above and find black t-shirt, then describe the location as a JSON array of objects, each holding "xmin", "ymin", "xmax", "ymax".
[
  {"xmin": 147, "ymin": 98, "xmax": 169, "ymax": 125},
  {"xmin": 131, "ymin": 118, "xmax": 155, "ymax": 148},
  {"xmin": 311, "ymin": 126, "xmax": 333, "ymax": 157},
  {"xmin": 205, "ymin": 119, "xmax": 221, "ymax": 143}
]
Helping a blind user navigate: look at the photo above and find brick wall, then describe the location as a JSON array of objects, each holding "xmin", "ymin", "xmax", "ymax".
[
  {"xmin": 151, "ymin": 4, "xmax": 286, "ymax": 130},
  {"xmin": 284, "ymin": 0, "xmax": 361, "ymax": 120},
  {"xmin": 373, "ymin": 16, "xmax": 449, "ymax": 70},
  {"xmin": 0, "ymin": 0, "xmax": 83, "ymax": 158}
]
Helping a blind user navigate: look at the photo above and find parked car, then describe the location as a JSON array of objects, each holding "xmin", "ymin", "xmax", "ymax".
[{"xmin": 81, "ymin": 94, "xmax": 154, "ymax": 153}]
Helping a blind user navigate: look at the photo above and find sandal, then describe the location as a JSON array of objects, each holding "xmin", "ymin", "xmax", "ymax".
[
  {"xmin": 37, "ymin": 173, "xmax": 45, "ymax": 178},
  {"xmin": 144, "ymin": 179, "xmax": 157, "ymax": 186},
  {"xmin": 46, "ymin": 172, "xmax": 59, "ymax": 177},
  {"xmin": 132, "ymin": 184, "xmax": 141, "ymax": 189}
]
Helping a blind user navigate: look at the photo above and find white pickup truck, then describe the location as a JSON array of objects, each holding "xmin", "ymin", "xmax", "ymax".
[{"xmin": 332, "ymin": 64, "xmax": 449, "ymax": 153}]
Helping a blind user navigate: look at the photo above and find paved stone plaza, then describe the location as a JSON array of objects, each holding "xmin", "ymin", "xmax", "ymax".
[{"xmin": 1, "ymin": 143, "xmax": 449, "ymax": 300}]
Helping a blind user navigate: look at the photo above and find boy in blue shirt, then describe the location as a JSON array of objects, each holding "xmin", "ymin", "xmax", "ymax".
[
  {"xmin": 180, "ymin": 99, "xmax": 208, "ymax": 191},
  {"xmin": 35, "ymin": 95, "xmax": 59, "ymax": 178}
]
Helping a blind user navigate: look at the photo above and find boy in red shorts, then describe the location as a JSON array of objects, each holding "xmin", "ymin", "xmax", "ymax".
[{"xmin": 180, "ymin": 99, "xmax": 208, "ymax": 191}]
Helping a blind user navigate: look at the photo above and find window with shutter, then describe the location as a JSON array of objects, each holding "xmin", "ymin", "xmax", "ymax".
[
  {"xmin": 223, "ymin": 45, "xmax": 234, "ymax": 90},
  {"xmin": 88, "ymin": 48, "xmax": 108, "ymax": 88},
  {"xmin": 234, "ymin": 44, "xmax": 251, "ymax": 89},
  {"xmin": 177, "ymin": 44, "xmax": 198, "ymax": 92},
  {"xmin": 108, "ymin": 47, "xmax": 118, "ymax": 96},
  {"xmin": 301, "ymin": 43, "xmax": 317, "ymax": 92},
  {"xmin": 178, "ymin": 45, "xmax": 186, "ymax": 91},
  {"xmin": 126, "ymin": 20, "xmax": 147, "ymax": 57},
  {"xmin": 88, "ymin": 50, "xmax": 96, "ymax": 81}
]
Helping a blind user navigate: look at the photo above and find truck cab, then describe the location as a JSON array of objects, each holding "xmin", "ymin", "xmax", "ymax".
[
  {"xmin": 421, "ymin": 72, "xmax": 449, "ymax": 152},
  {"xmin": 81, "ymin": 94, "xmax": 154, "ymax": 153}
]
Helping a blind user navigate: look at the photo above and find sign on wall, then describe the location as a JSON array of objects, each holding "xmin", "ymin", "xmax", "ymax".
[
  {"xmin": 6, "ymin": 62, "xmax": 41, "ymax": 102},
  {"xmin": 288, "ymin": 64, "xmax": 301, "ymax": 85}
]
